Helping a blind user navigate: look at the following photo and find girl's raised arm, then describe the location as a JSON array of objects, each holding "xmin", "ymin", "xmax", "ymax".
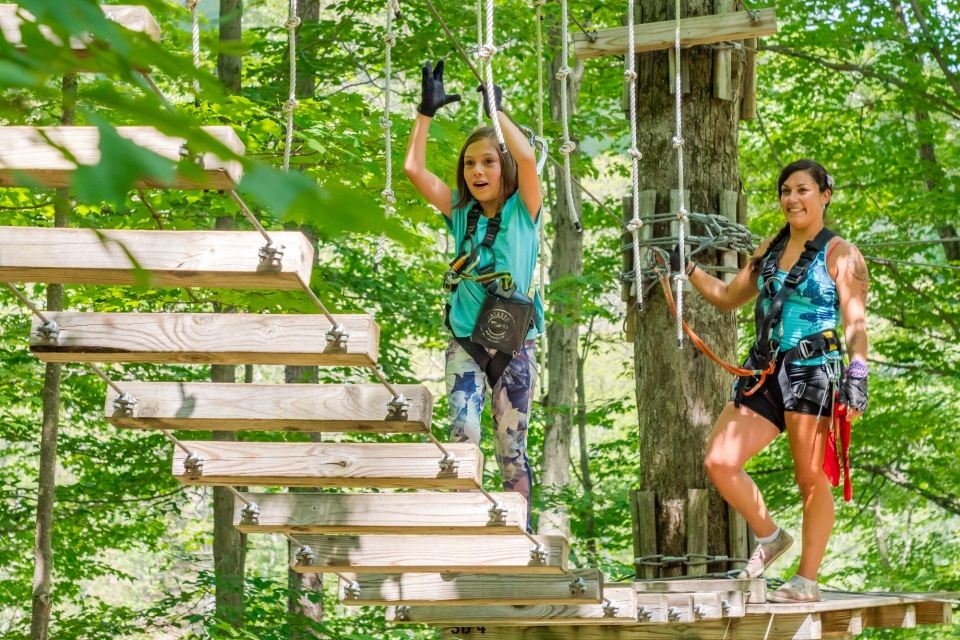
[{"xmin": 404, "ymin": 61, "xmax": 460, "ymax": 219}]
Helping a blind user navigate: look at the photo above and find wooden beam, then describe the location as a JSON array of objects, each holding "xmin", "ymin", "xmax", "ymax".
[
  {"xmin": 727, "ymin": 503, "xmax": 749, "ymax": 573},
  {"xmin": 290, "ymin": 534, "xmax": 568, "ymax": 575},
  {"xmin": 720, "ymin": 190, "xmax": 741, "ymax": 284},
  {"xmin": 390, "ymin": 588, "xmax": 638, "ymax": 626},
  {"xmin": 573, "ymin": 9, "xmax": 778, "ymax": 60},
  {"xmin": 0, "ymin": 4, "xmax": 161, "ymax": 47},
  {"xmin": 915, "ymin": 600, "xmax": 952, "ymax": 625},
  {"xmin": 821, "ymin": 608, "xmax": 861, "ymax": 636},
  {"xmin": 337, "ymin": 569, "xmax": 603, "ymax": 606},
  {"xmin": 630, "ymin": 489, "xmax": 657, "ymax": 580},
  {"xmin": 442, "ymin": 613, "xmax": 824, "ymax": 639},
  {"xmin": 0, "ymin": 126, "xmax": 244, "ymax": 190},
  {"xmin": 741, "ymin": 38, "xmax": 759, "ymax": 121},
  {"xmin": 105, "ymin": 382, "xmax": 432, "ymax": 433},
  {"xmin": 863, "ymin": 603, "xmax": 916, "ymax": 628},
  {"xmin": 0, "ymin": 227, "xmax": 313, "ymax": 290},
  {"xmin": 634, "ymin": 578, "xmax": 767, "ymax": 604},
  {"xmin": 173, "ymin": 441, "xmax": 483, "ymax": 490},
  {"xmin": 29, "ymin": 312, "xmax": 379, "ymax": 366},
  {"xmin": 685, "ymin": 489, "xmax": 708, "ymax": 577},
  {"xmin": 233, "ymin": 492, "xmax": 529, "ymax": 535},
  {"xmin": 712, "ymin": 0, "xmax": 735, "ymax": 100}
]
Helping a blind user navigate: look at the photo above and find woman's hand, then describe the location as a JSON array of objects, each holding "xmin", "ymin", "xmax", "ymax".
[{"xmin": 417, "ymin": 60, "xmax": 461, "ymax": 118}]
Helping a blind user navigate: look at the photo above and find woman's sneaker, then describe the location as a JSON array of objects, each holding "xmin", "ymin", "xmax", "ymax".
[
  {"xmin": 767, "ymin": 575, "xmax": 821, "ymax": 603},
  {"xmin": 736, "ymin": 529, "xmax": 794, "ymax": 579}
]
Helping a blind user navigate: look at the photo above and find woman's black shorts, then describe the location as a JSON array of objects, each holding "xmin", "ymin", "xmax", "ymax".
[{"xmin": 731, "ymin": 354, "xmax": 832, "ymax": 433}]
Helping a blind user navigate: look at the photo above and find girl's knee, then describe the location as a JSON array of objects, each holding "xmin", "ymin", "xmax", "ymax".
[{"xmin": 704, "ymin": 451, "xmax": 738, "ymax": 480}]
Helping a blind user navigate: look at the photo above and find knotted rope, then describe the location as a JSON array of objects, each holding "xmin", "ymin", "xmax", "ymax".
[
  {"xmin": 185, "ymin": 0, "xmax": 200, "ymax": 96},
  {"xmin": 557, "ymin": 0, "xmax": 581, "ymax": 231},
  {"xmin": 282, "ymin": 0, "xmax": 301, "ymax": 172},
  {"xmin": 625, "ymin": 0, "xmax": 643, "ymax": 310},
  {"xmin": 476, "ymin": 0, "xmax": 485, "ymax": 126},
  {"xmin": 480, "ymin": 0, "xmax": 505, "ymax": 149},
  {"xmin": 373, "ymin": 0, "xmax": 400, "ymax": 273},
  {"xmin": 672, "ymin": 0, "xmax": 687, "ymax": 348}
]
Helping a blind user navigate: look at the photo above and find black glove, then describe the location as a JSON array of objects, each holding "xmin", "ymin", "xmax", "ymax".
[
  {"xmin": 417, "ymin": 60, "xmax": 461, "ymax": 117},
  {"xmin": 838, "ymin": 374, "xmax": 868, "ymax": 413},
  {"xmin": 666, "ymin": 245, "xmax": 694, "ymax": 276},
  {"xmin": 477, "ymin": 84, "xmax": 503, "ymax": 118}
]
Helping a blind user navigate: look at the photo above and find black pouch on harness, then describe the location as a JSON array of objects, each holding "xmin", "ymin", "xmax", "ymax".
[{"xmin": 471, "ymin": 278, "xmax": 535, "ymax": 356}]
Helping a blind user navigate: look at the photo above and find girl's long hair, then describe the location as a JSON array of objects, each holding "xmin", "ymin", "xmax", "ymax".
[
  {"xmin": 750, "ymin": 159, "xmax": 835, "ymax": 274},
  {"xmin": 453, "ymin": 126, "xmax": 519, "ymax": 212}
]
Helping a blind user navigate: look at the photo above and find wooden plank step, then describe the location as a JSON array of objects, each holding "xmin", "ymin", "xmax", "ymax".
[
  {"xmin": 173, "ymin": 441, "xmax": 482, "ymax": 490},
  {"xmin": 0, "ymin": 227, "xmax": 313, "ymax": 290},
  {"xmin": 105, "ymin": 382, "xmax": 431, "ymax": 433},
  {"xmin": 1, "ymin": 4, "xmax": 161, "ymax": 48},
  {"xmin": 573, "ymin": 9, "xmax": 777, "ymax": 60},
  {"xmin": 29, "ymin": 312, "xmax": 379, "ymax": 366},
  {"xmin": 747, "ymin": 591, "xmax": 905, "ymax": 615},
  {"xmin": 290, "ymin": 534, "xmax": 568, "ymax": 575},
  {"xmin": 0, "ymin": 126, "xmax": 244, "ymax": 189},
  {"xmin": 388, "ymin": 587, "xmax": 638, "ymax": 626},
  {"xmin": 337, "ymin": 569, "xmax": 603, "ymax": 606},
  {"xmin": 443, "ymin": 613, "xmax": 824, "ymax": 638},
  {"xmin": 233, "ymin": 492, "xmax": 528, "ymax": 535},
  {"xmin": 634, "ymin": 578, "xmax": 767, "ymax": 604}
]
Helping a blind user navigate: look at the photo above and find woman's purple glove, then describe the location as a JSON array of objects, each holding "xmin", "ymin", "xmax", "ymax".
[{"xmin": 417, "ymin": 60, "xmax": 461, "ymax": 117}]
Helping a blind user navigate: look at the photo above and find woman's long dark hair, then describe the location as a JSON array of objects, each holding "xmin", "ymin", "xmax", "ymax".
[
  {"xmin": 453, "ymin": 126, "xmax": 519, "ymax": 212},
  {"xmin": 750, "ymin": 159, "xmax": 834, "ymax": 274}
]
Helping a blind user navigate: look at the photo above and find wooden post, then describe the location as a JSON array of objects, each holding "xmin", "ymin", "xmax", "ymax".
[
  {"xmin": 668, "ymin": 48, "xmax": 691, "ymax": 94},
  {"xmin": 720, "ymin": 189, "xmax": 740, "ymax": 283},
  {"xmin": 740, "ymin": 37, "xmax": 759, "ymax": 120},
  {"xmin": 630, "ymin": 490, "xmax": 657, "ymax": 580},
  {"xmin": 712, "ymin": 0, "xmax": 735, "ymax": 100},
  {"xmin": 686, "ymin": 489, "xmax": 709, "ymax": 576},
  {"xmin": 670, "ymin": 189, "xmax": 692, "ymax": 292},
  {"xmin": 727, "ymin": 503, "xmax": 749, "ymax": 572},
  {"xmin": 621, "ymin": 197, "xmax": 635, "ymax": 304},
  {"xmin": 738, "ymin": 189, "xmax": 750, "ymax": 270}
]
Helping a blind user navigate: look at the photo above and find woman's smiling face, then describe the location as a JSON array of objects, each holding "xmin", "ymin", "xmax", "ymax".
[
  {"xmin": 463, "ymin": 137, "xmax": 502, "ymax": 204},
  {"xmin": 780, "ymin": 170, "xmax": 831, "ymax": 230}
]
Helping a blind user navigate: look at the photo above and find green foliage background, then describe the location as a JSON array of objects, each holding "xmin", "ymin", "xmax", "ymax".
[{"xmin": 0, "ymin": 0, "xmax": 958, "ymax": 637}]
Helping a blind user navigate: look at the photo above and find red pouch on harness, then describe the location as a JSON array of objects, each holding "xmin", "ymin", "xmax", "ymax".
[{"xmin": 823, "ymin": 397, "xmax": 853, "ymax": 501}]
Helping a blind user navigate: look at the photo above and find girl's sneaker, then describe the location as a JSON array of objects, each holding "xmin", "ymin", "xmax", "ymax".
[
  {"xmin": 767, "ymin": 575, "xmax": 821, "ymax": 603},
  {"xmin": 736, "ymin": 529, "xmax": 794, "ymax": 579}
]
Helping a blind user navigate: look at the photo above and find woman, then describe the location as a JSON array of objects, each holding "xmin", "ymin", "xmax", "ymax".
[
  {"xmin": 403, "ymin": 61, "xmax": 544, "ymax": 531},
  {"xmin": 679, "ymin": 159, "xmax": 869, "ymax": 602}
]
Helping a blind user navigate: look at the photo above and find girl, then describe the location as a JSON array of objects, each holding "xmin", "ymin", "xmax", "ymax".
[
  {"xmin": 404, "ymin": 60, "xmax": 544, "ymax": 531},
  {"xmin": 677, "ymin": 160, "xmax": 869, "ymax": 602}
]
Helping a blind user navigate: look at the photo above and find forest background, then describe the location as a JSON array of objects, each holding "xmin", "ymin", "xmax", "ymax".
[{"xmin": 0, "ymin": 0, "xmax": 958, "ymax": 638}]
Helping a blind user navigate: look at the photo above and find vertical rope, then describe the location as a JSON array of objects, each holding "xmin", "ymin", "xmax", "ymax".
[
  {"xmin": 186, "ymin": 0, "xmax": 200, "ymax": 95},
  {"xmin": 557, "ymin": 0, "xmax": 581, "ymax": 231},
  {"xmin": 479, "ymin": 0, "xmax": 505, "ymax": 149},
  {"xmin": 283, "ymin": 0, "xmax": 301, "ymax": 172},
  {"xmin": 535, "ymin": 0, "xmax": 547, "ymax": 396},
  {"xmin": 672, "ymin": 0, "xmax": 687, "ymax": 348},
  {"xmin": 625, "ymin": 0, "xmax": 643, "ymax": 312},
  {"xmin": 476, "ymin": 0, "xmax": 485, "ymax": 126},
  {"xmin": 373, "ymin": 0, "xmax": 399, "ymax": 273}
]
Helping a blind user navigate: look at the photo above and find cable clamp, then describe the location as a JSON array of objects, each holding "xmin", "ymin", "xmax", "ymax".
[
  {"xmin": 285, "ymin": 16, "xmax": 302, "ymax": 30},
  {"xmin": 559, "ymin": 141, "xmax": 577, "ymax": 155},
  {"xmin": 638, "ymin": 605, "xmax": 654, "ymax": 621},
  {"xmin": 624, "ymin": 69, "xmax": 637, "ymax": 81},
  {"xmin": 530, "ymin": 543, "xmax": 548, "ymax": 563},
  {"xmin": 178, "ymin": 142, "xmax": 205, "ymax": 168},
  {"xmin": 478, "ymin": 44, "xmax": 498, "ymax": 59},
  {"xmin": 568, "ymin": 575, "xmax": 587, "ymax": 595},
  {"xmin": 258, "ymin": 241, "xmax": 285, "ymax": 268},
  {"xmin": 628, "ymin": 147, "xmax": 643, "ymax": 160},
  {"xmin": 295, "ymin": 545, "xmax": 315, "ymax": 566},
  {"xmin": 182, "ymin": 451, "xmax": 204, "ymax": 476},
  {"xmin": 602, "ymin": 598, "xmax": 620, "ymax": 617},
  {"xmin": 394, "ymin": 605, "xmax": 412, "ymax": 622},
  {"xmin": 693, "ymin": 603, "xmax": 707, "ymax": 619},
  {"xmin": 487, "ymin": 501, "xmax": 508, "ymax": 523},
  {"xmin": 748, "ymin": 9, "xmax": 761, "ymax": 21},
  {"xmin": 667, "ymin": 606, "xmax": 681, "ymax": 621},
  {"xmin": 325, "ymin": 323, "xmax": 350, "ymax": 348},
  {"xmin": 36, "ymin": 319, "xmax": 60, "ymax": 344},
  {"xmin": 386, "ymin": 393, "xmax": 409, "ymax": 421},
  {"xmin": 343, "ymin": 580, "xmax": 362, "ymax": 599},
  {"xmin": 438, "ymin": 451, "xmax": 460, "ymax": 473},
  {"xmin": 112, "ymin": 392, "xmax": 138, "ymax": 417},
  {"xmin": 240, "ymin": 502, "xmax": 260, "ymax": 525},
  {"xmin": 283, "ymin": 98, "xmax": 299, "ymax": 113},
  {"xmin": 384, "ymin": 34, "xmax": 397, "ymax": 47},
  {"xmin": 721, "ymin": 599, "xmax": 731, "ymax": 613}
]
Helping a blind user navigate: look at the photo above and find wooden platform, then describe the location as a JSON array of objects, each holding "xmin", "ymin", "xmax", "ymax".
[
  {"xmin": 0, "ymin": 227, "xmax": 313, "ymax": 290},
  {"xmin": 30, "ymin": 312, "xmax": 379, "ymax": 366},
  {"xmin": 337, "ymin": 569, "xmax": 603, "ymax": 606},
  {"xmin": 389, "ymin": 588, "xmax": 638, "ymax": 626},
  {"xmin": 233, "ymin": 492, "xmax": 529, "ymax": 535},
  {"xmin": 173, "ymin": 441, "xmax": 483, "ymax": 490},
  {"xmin": 0, "ymin": 126, "xmax": 244, "ymax": 190},
  {"xmin": 0, "ymin": 4, "xmax": 161, "ymax": 48},
  {"xmin": 573, "ymin": 9, "xmax": 777, "ymax": 60},
  {"xmin": 290, "ymin": 534, "xmax": 568, "ymax": 575},
  {"xmin": 104, "ymin": 382, "xmax": 432, "ymax": 433}
]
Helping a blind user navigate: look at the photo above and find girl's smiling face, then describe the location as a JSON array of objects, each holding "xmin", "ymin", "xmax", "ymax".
[
  {"xmin": 780, "ymin": 170, "xmax": 831, "ymax": 230},
  {"xmin": 463, "ymin": 137, "xmax": 502, "ymax": 205}
]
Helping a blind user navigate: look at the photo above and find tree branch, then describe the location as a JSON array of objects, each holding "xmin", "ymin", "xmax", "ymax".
[
  {"xmin": 761, "ymin": 44, "xmax": 960, "ymax": 120},
  {"xmin": 880, "ymin": 261, "xmax": 960, "ymax": 339},
  {"xmin": 906, "ymin": 0, "xmax": 960, "ymax": 102},
  {"xmin": 857, "ymin": 463, "xmax": 960, "ymax": 516}
]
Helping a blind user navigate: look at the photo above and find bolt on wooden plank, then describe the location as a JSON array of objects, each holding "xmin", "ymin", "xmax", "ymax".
[
  {"xmin": 0, "ymin": 126, "xmax": 244, "ymax": 189},
  {"xmin": 105, "ymin": 382, "xmax": 432, "ymax": 433},
  {"xmin": 29, "ymin": 312, "xmax": 379, "ymax": 367},
  {"xmin": 290, "ymin": 534, "xmax": 569, "ymax": 575},
  {"xmin": 0, "ymin": 227, "xmax": 313, "ymax": 290}
]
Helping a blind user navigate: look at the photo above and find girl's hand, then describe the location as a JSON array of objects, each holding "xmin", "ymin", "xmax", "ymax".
[
  {"xmin": 417, "ymin": 60, "xmax": 461, "ymax": 118},
  {"xmin": 476, "ymin": 84, "xmax": 503, "ymax": 118}
]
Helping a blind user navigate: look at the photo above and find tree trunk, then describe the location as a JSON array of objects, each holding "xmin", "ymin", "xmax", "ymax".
[
  {"xmin": 30, "ymin": 72, "xmax": 76, "ymax": 640},
  {"xmin": 295, "ymin": 0, "xmax": 320, "ymax": 99},
  {"xmin": 633, "ymin": 0, "xmax": 742, "ymax": 574},
  {"xmin": 576, "ymin": 320, "xmax": 597, "ymax": 559},
  {"xmin": 539, "ymin": 28, "xmax": 585, "ymax": 538},
  {"xmin": 217, "ymin": 0, "xmax": 243, "ymax": 94}
]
